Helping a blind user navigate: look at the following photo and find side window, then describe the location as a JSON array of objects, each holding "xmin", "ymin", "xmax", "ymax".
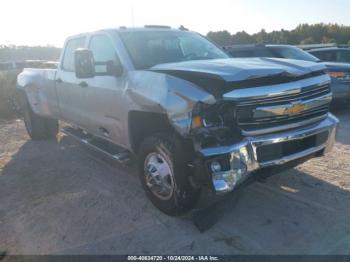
[
  {"xmin": 62, "ymin": 37, "xmax": 86, "ymax": 71},
  {"xmin": 89, "ymin": 35, "xmax": 122, "ymax": 75}
]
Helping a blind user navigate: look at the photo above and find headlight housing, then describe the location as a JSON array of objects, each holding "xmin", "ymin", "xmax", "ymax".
[
  {"xmin": 191, "ymin": 112, "xmax": 224, "ymax": 129},
  {"xmin": 191, "ymin": 102, "xmax": 230, "ymax": 130},
  {"xmin": 202, "ymin": 112, "xmax": 224, "ymax": 128},
  {"xmin": 190, "ymin": 102, "xmax": 242, "ymax": 148}
]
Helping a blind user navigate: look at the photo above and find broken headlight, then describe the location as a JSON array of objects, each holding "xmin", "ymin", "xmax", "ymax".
[
  {"xmin": 191, "ymin": 102, "xmax": 229, "ymax": 130},
  {"xmin": 202, "ymin": 112, "xmax": 224, "ymax": 128},
  {"xmin": 191, "ymin": 102, "xmax": 240, "ymax": 148},
  {"xmin": 191, "ymin": 111, "xmax": 224, "ymax": 129}
]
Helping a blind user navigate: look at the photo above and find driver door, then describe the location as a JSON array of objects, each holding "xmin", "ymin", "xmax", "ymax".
[{"xmin": 80, "ymin": 34, "xmax": 126, "ymax": 147}]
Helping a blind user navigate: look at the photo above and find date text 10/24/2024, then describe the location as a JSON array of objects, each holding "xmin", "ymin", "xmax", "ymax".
[{"xmin": 127, "ymin": 256, "xmax": 220, "ymax": 261}]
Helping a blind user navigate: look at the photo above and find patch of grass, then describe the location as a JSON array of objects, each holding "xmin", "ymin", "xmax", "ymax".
[{"xmin": 0, "ymin": 71, "xmax": 21, "ymax": 119}]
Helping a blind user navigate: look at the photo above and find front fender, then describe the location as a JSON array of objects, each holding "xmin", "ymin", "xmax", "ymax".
[
  {"xmin": 17, "ymin": 69, "xmax": 53, "ymax": 117},
  {"xmin": 126, "ymin": 71, "xmax": 216, "ymax": 136}
]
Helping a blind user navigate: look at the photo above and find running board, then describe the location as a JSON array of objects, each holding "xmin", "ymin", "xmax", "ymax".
[{"xmin": 61, "ymin": 126, "xmax": 131, "ymax": 164}]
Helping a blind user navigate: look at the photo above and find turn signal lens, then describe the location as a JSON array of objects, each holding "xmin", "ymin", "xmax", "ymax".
[{"xmin": 191, "ymin": 115, "xmax": 202, "ymax": 129}]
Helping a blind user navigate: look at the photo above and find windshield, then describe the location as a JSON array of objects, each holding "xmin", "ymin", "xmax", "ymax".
[
  {"xmin": 118, "ymin": 30, "xmax": 229, "ymax": 69},
  {"xmin": 270, "ymin": 46, "xmax": 320, "ymax": 62}
]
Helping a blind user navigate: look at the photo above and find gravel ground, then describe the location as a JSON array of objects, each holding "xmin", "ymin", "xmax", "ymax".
[{"xmin": 0, "ymin": 108, "xmax": 349, "ymax": 255}]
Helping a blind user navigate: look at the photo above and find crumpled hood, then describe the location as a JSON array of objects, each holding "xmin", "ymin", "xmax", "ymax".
[{"xmin": 150, "ymin": 57, "xmax": 326, "ymax": 82}]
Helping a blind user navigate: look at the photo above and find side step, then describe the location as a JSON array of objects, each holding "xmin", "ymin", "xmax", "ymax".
[{"xmin": 61, "ymin": 126, "xmax": 131, "ymax": 164}]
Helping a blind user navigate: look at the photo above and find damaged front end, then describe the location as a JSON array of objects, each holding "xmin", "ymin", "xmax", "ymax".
[
  {"xmin": 149, "ymin": 58, "xmax": 338, "ymax": 195},
  {"xmin": 178, "ymin": 77, "xmax": 337, "ymax": 195},
  {"xmin": 189, "ymin": 100, "xmax": 251, "ymax": 194}
]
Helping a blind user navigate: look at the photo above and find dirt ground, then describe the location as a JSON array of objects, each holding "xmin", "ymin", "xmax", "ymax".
[{"xmin": 0, "ymin": 108, "xmax": 350, "ymax": 255}]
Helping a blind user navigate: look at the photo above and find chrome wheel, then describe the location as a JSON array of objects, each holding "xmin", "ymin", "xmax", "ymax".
[{"xmin": 144, "ymin": 152, "xmax": 175, "ymax": 200}]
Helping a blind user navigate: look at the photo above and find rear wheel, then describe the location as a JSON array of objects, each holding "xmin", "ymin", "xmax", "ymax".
[
  {"xmin": 23, "ymin": 98, "xmax": 58, "ymax": 140},
  {"xmin": 138, "ymin": 134, "xmax": 200, "ymax": 216}
]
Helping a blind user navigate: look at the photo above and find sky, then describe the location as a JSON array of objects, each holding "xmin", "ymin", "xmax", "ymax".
[{"xmin": 1, "ymin": 0, "xmax": 350, "ymax": 47}]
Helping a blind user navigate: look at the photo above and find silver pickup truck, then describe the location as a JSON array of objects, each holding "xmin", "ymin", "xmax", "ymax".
[{"xmin": 17, "ymin": 26, "xmax": 338, "ymax": 216}]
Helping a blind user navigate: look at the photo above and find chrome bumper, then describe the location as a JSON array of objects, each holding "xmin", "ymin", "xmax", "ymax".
[{"xmin": 199, "ymin": 113, "xmax": 339, "ymax": 194}]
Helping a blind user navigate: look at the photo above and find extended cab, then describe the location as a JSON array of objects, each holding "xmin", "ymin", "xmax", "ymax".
[{"xmin": 17, "ymin": 27, "xmax": 338, "ymax": 215}]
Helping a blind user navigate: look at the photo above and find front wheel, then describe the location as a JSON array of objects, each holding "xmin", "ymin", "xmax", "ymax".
[
  {"xmin": 23, "ymin": 98, "xmax": 58, "ymax": 140},
  {"xmin": 138, "ymin": 134, "xmax": 200, "ymax": 216}
]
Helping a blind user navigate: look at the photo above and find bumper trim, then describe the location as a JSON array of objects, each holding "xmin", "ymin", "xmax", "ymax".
[{"xmin": 199, "ymin": 113, "xmax": 339, "ymax": 194}]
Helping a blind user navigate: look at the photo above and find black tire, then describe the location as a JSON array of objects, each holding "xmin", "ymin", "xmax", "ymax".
[
  {"xmin": 138, "ymin": 133, "xmax": 200, "ymax": 216},
  {"xmin": 23, "ymin": 98, "xmax": 58, "ymax": 140}
]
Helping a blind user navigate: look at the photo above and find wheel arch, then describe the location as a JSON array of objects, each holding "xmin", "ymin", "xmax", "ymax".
[{"xmin": 128, "ymin": 111, "xmax": 177, "ymax": 153}]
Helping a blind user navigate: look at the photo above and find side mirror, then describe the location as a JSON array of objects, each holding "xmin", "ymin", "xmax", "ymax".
[{"xmin": 75, "ymin": 48, "xmax": 95, "ymax": 78}]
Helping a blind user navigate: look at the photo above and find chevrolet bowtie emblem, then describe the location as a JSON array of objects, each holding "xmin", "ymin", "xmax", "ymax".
[{"xmin": 284, "ymin": 102, "xmax": 305, "ymax": 115}]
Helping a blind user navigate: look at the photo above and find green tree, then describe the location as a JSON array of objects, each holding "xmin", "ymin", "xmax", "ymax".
[
  {"xmin": 300, "ymin": 37, "xmax": 315, "ymax": 45},
  {"xmin": 207, "ymin": 30, "xmax": 232, "ymax": 46},
  {"xmin": 254, "ymin": 29, "xmax": 270, "ymax": 44},
  {"xmin": 231, "ymin": 31, "xmax": 254, "ymax": 44},
  {"xmin": 0, "ymin": 45, "xmax": 61, "ymax": 62},
  {"xmin": 206, "ymin": 23, "xmax": 350, "ymax": 46}
]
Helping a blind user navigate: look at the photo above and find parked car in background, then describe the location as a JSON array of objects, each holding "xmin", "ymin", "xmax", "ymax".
[
  {"xmin": 300, "ymin": 44, "xmax": 350, "ymax": 63},
  {"xmin": 224, "ymin": 44, "xmax": 350, "ymax": 102},
  {"xmin": 301, "ymin": 45, "xmax": 350, "ymax": 103},
  {"xmin": 223, "ymin": 44, "xmax": 320, "ymax": 62}
]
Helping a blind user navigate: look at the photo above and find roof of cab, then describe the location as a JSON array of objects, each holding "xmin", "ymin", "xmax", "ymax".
[
  {"xmin": 102, "ymin": 26, "xmax": 186, "ymax": 33},
  {"xmin": 65, "ymin": 26, "xmax": 189, "ymax": 40}
]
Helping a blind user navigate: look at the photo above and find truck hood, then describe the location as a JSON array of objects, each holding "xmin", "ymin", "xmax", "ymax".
[{"xmin": 150, "ymin": 57, "xmax": 326, "ymax": 82}]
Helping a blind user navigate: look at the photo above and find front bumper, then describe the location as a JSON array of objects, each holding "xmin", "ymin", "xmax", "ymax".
[{"xmin": 199, "ymin": 113, "xmax": 339, "ymax": 194}]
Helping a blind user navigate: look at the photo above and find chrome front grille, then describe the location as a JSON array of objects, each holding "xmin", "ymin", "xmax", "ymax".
[
  {"xmin": 223, "ymin": 74, "xmax": 332, "ymax": 135},
  {"xmin": 236, "ymin": 83, "xmax": 330, "ymax": 106}
]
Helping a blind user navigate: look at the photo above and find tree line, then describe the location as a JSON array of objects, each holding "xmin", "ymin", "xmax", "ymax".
[
  {"xmin": 206, "ymin": 23, "xmax": 350, "ymax": 46},
  {"xmin": 1, "ymin": 23, "xmax": 350, "ymax": 62}
]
